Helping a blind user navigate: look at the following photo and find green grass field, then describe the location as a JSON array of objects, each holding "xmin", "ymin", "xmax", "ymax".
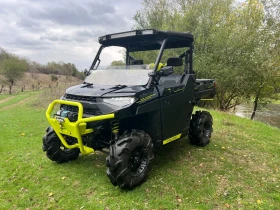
[{"xmin": 0, "ymin": 90, "xmax": 279, "ymax": 209}]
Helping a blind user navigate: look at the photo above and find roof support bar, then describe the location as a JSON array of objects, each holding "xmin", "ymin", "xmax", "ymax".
[{"xmin": 147, "ymin": 39, "xmax": 168, "ymax": 89}]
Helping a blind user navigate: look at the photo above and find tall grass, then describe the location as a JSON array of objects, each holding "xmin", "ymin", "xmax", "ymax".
[{"xmin": 31, "ymin": 85, "xmax": 75, "ymax": 108}]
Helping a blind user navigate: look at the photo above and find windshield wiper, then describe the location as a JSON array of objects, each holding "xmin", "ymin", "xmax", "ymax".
[
  {"xmin": 82, "ymin": 82, "xmax": 93, "ymax": 88},
  {"xmin": 110, "ymin": 85, "xmax": 127, "ymax": 89}
]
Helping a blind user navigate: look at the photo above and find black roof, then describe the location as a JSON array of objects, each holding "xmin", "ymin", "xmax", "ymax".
[{"xmin": 98, "ymin": 29, "xmax": 193, "ymax": 52}]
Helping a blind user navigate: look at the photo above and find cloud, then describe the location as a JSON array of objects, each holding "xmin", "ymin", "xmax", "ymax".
[
  {"xmin": 40, "ymin": 33, "xmax": 72, "ymax": 42},
  {"xmin": 28, "ymin": 2, "xmax": 119, "ymax": 26},
  {"xmin": 0, "ymin": 0, "xmax": 142, "ymax": 70}
]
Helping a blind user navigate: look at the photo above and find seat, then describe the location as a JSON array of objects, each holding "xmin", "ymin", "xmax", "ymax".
[
  {"xmin": 158, "ymin": 57, "xmax": 183, "ymax": 87},
  {"xmin": 158, "ymin": 74, "xmax": 182, "ymax": 86}
]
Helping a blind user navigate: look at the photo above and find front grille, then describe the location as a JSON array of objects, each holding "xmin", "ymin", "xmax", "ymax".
[
  {"xmin": 65, "ymin": 94, "xmax": 96, "ymax": 103},
  {"xmin": 61, "ymin": 104, "xmax": 102, "ymax": 116}
]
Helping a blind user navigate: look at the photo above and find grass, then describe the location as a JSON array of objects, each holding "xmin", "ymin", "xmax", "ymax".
[
  {"xmin": 0, "ymin": 91, "xmax": 38, "ymax": 109},
  {"xmin": 0, "ymin": 94, "xmax": 11, "ymax": 100},
  {"xmin": 0, "ymin": 90, "xmax": 279, "ymax": 209}
]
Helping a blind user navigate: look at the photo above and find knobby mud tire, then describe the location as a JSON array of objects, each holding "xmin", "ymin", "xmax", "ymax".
[
  {"xmin": 106, "ymin": 130, "xmax": 154, "ymax": 189},
  {"xmin": 189, "ymin": 111, "xmax": 213, "ymax": 147},
  {"xmin": 42, "ymin": 127, "xmax": 80, "ymax": 163}
]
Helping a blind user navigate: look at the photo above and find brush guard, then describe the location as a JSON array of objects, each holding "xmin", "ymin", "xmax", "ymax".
[{"xmin": 46, "ymin": 100, "xmax": 114, "ymax": 155}]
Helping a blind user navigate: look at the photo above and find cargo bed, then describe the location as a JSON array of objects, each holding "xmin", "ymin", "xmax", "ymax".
[{"xmin": 194, "ymin": 79, "xmax": 215, "ymax": 100}]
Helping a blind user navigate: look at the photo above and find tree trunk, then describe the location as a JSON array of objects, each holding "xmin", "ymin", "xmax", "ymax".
[
  {"xmin": 251, "ymin": 85, "xmax": 263, "ymax": 120},
  {"xmin": 9, "ymin": 85, "xmax": 12, "ymax": 95},
  {"xmin": 9, "ymin": 79, "xmax": 14, "ymax": 95},
  {"xmin": 0, "ymin": 85, "xmax": 3, "ymax": 93}
]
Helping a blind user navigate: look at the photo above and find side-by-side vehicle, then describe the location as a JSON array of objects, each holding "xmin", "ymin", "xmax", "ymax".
[{"xmin": 42, "ymin": 29, "xmax": 215, "ymax": 189}]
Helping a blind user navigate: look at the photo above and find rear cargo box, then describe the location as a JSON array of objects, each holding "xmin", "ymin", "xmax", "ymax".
[{"xmin": 194, "ymin": 79, "xmax": 215, "ymax": 100}]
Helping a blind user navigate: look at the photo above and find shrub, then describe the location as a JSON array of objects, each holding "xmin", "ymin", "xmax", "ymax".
[{"xmin": 50, "ymin": 74, "xmax": 58, "ymax": 81}]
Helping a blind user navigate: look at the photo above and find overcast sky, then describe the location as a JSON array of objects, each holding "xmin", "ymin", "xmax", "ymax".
[{"xmin": 0, "ymin": 0, "xmax": 142, "ymax": 70}]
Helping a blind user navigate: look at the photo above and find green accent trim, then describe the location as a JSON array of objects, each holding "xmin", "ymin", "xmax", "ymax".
[
  {"xmin": 46, "ymin": 100, "xmax": 115, "ymax": 155},
  {"xmin": 174, "ymin": 88, "xmax": 184, "ymax": 93},
  {"xmin": 137, "ymin": 94, "xmax": 156, "ymax": 103},
  {"xmin": 163, "ymin": 133, "xmax": 182, "ymax": 145}
]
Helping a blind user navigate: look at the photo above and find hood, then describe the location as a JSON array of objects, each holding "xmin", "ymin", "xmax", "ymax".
[{"xmin": 65, "ymin": 84, "xmax": 146, "ymax": 98}]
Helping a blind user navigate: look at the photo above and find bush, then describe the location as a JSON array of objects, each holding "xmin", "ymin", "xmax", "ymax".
[{"xmin": 50, "ymin": 74, "xmax": 58, "ymax": 81}]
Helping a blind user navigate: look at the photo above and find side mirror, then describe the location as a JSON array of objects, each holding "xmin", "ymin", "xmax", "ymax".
[
  {"xmin": 156, "ymin": 66, "xmax": 174, "ymax": 77},
  {"xmin": 84, "ymin": 69, "xmax": 91, "ymax": 76}
]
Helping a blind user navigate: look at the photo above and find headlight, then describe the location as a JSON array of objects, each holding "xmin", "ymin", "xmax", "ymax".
[{"xmin": 103, "ymin": 97, "xmax": 135, "ymax": 107}]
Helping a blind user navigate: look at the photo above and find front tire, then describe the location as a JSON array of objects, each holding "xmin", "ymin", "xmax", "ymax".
[
  {"xmin": 189, "ymin": 111, "xmax": 213, "ymax": 146},
  {"xmin": 42, "ymin": 127, "xmax": 80, "ymax": 163},
  {"xmin": 106, "ymin": 130, "xmax": 154, "ymax": 189}
]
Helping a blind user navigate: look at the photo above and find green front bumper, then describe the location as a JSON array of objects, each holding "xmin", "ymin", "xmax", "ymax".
[{"xmin": 46, "ymin": 100, "xmax": 114, "ymax": 155}]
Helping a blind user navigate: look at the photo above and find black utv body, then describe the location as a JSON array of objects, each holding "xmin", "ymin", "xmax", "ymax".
[{"xmin": 42, "ymin": 29, "xmax": 216, "ymax": 189}]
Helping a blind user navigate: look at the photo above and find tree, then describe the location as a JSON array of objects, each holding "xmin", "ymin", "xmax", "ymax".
[
  {"xmin": 0, "ymin": 48, "xmax": 9, "ymax": 62},
  {"xmin": 240, "ymin": 0, "xmax": 280, "ymax": 118},
  {"xmin": 0, "ymin": 54, "xmax": 29, "ymax": 94},
  {"xmin": 0, "ymin": 77, "xmax": 6, "ymax": 93},
  {"xmin": 133, "ymin": 0, "xmax": 280, "ymax": 111}
]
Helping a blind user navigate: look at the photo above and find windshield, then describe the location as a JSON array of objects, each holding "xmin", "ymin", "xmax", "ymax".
[
  {"xmin": 85, "ymin": 68, "xmax": 153, "ymax": 86},
  {"xmin": 85, "ymin": 46, "xmax": 156, "ymax": 86}
]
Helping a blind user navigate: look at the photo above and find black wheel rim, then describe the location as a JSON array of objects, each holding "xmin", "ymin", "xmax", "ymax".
[
  {"xmin": 203, "ymin": 122, "xmax": 212, "ymax": 138},
  {"xmin": 128, "ymin": 146, "xmax": 148, "ymax": 177}
]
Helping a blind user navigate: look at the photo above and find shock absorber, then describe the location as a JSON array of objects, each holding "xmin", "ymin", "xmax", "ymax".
[{"xmin": 111, "ymin": 121, "xmax": 119, "ymax": 141}]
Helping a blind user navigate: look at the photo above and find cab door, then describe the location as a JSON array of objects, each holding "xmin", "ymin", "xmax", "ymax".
[{"xmin": 159, "ymin": 74, "xmax": 196, "ymax": 143}]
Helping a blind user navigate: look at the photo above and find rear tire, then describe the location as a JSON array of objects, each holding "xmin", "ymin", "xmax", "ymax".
[
  {"xmin": 189, "ymin": 111, "xmax": 213, "ymax": 146},
  {"xmin": 106, "ymin": 130, "xmax": 154, "ymax": 189},
  {"xmin": 42, "ymin": 127, "xmax": 80, "ymax": 163}
]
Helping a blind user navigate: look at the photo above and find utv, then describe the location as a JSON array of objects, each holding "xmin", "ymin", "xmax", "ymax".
[{"xmin": 42, "ymin": 29, "xmax": 215, "ymax": 189}]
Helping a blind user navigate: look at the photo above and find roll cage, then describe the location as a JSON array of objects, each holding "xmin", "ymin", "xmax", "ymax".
[{"xmin": 89, "ymin": 29, "xmax": 194, "ymax": 88}]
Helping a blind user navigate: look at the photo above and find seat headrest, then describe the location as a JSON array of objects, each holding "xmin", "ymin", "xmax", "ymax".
[{"xmin": 167, "ymin": 57, "xmax": 182, "ymax": 67}]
